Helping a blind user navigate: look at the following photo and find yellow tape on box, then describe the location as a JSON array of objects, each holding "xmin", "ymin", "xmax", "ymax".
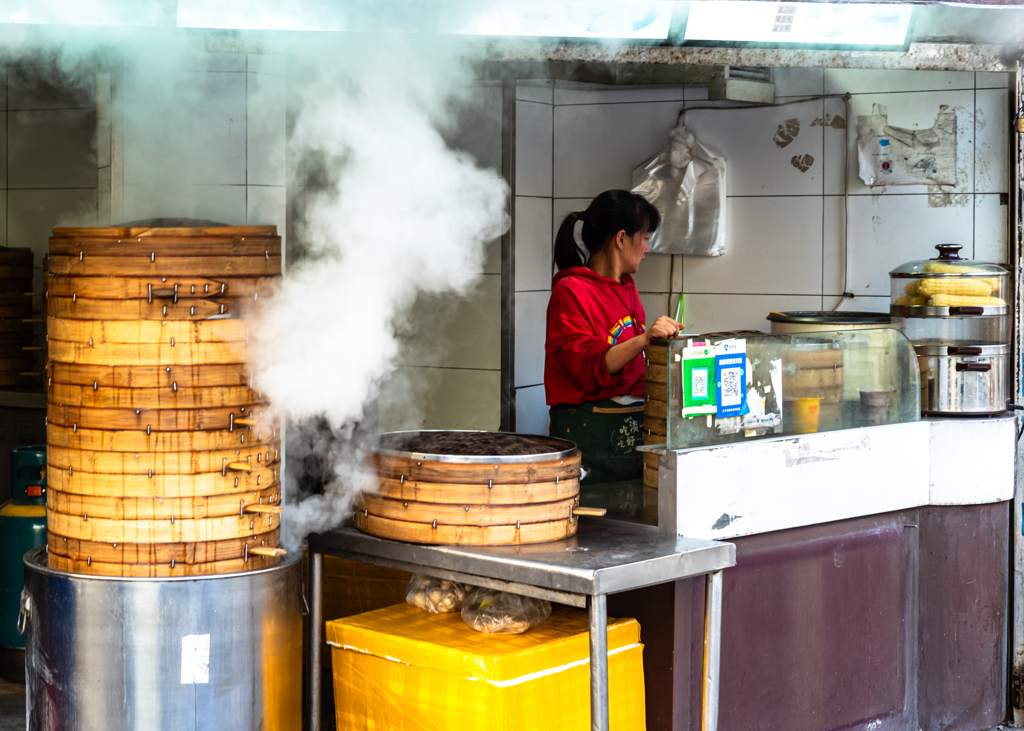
[{"xmin": 327, "ymin": 603, "xmax": 645, "ymax": 731}]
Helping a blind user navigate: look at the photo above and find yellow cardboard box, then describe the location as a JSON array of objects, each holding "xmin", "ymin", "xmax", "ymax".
[{"xmin": 327, "ymin": 603, "xmax": 645, "ymax": 730}]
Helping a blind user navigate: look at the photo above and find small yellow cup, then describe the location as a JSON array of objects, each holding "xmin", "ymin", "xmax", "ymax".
[{"xmin": 792, "ymin": 397, "xmax": 822, "ymax": 434}]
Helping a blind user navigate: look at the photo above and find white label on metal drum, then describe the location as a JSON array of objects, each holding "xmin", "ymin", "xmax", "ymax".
[{"xmin": 181, "ymin": 634, "xmax": 210, "ymax": 684}]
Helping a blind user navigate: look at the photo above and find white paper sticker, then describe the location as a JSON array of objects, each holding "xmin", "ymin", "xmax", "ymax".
[{"xmin": 181, "ymin": 634, "xmax": 210, "ymax": 684}]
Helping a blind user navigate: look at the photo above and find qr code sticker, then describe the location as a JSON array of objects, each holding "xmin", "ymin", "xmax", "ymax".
[
  {"xmin": 721, "ymin": 367, "xmax": 742, "ymax": 406},
  {"xmin": 691, "ymin": 368, "xmax": 708, "ymax": 399}
]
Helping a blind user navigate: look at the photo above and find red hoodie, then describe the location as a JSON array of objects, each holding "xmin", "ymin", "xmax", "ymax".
[{"xmin": 545, "ymin": 267, "xmax": 647, "ymax": 406}]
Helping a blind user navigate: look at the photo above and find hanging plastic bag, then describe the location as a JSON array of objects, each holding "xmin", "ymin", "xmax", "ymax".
[
  {"xmin": 461, "ymin": 587, "xmax": 552, "ymax": 634},
  {"xmin": 632, "ymin": 120, "xmax": 727, "ymax": 256},
  {"xmin": 405, "ymin": 574, "xmax": 467, "ymax": 614}
]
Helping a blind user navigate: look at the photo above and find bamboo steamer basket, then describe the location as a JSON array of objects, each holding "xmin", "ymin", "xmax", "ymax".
[
  {"xmin": 357, "ymin": 431, "xmax": 601, "ymax": 546},
  {"xmin": 0, "ymin": 248, "xmax": 41, "ymax": 387},
  {"xmin": 45, "ymin": 223, "xmax": 284, "ymax": 576}
]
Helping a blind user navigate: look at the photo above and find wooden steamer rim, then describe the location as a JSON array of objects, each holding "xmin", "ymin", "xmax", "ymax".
[
  {"xmin": 48, "ymin": 553, "xmax": 280, "ymax": 578},
  {"xmin": 364, "ymin": 430, "xmax": 580, "ymax": 465},
  {"xmin": 48, "ymin": 527, "xmax": 281, "ymax": 564}
]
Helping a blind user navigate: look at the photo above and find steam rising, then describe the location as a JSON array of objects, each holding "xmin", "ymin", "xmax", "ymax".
[{"xmin": 253, "ymin": 40, "xmax": 508, "ymax": 548}]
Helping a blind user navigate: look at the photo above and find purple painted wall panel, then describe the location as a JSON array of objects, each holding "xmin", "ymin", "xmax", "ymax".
[
  {"xmin": 608, "ymin": 503, "xmax": 1009, "ymax": 731},
  {"xmin": 917, "ymin": 502, "xmax": 1008, "ymax": 730}
]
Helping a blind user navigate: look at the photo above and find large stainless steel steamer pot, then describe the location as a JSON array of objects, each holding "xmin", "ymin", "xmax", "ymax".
[
  {"xmin": 916, "ymin": 344, "xmax": 1009, "ymax": 416},
  {"xmin": 766, "ymin": 311, "xmax": 893, "ymax": 334},
  {"xmin": 22, "ymin": 547, "xmax": 301, "ymax": 731}
]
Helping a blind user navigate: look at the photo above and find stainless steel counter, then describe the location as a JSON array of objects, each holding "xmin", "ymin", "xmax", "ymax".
[{"xmin": 305, "ymin": 519, "xmax": 735, "ymax": 731}]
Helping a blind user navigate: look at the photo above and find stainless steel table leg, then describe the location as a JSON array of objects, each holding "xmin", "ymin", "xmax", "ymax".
[
  {"xmin": 306, "ymin": 550, "xmax": 324, "ymax": 731},
  {"xmin": 702, "ymin": 570, "xmax": 724, "ymax": 731},
  {"xmin": 588, "ymin": 593, "xmax": 609, "ymax": 731}
]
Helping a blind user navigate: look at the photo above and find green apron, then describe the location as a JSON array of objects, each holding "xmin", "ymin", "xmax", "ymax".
[{"xmin": 549, "ymin": 399, "xmax": 644, "ymax": 516}]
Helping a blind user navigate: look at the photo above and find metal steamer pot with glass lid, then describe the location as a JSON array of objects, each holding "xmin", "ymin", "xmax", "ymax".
[{"xmin": 889, "ymin": 244, "xmax": 1009, "ymax": 416}]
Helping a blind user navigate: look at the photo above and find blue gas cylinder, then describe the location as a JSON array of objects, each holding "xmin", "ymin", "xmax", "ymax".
[{"xmin": 0, "ymin": 445, "xmax": 46, "ymax": 683}]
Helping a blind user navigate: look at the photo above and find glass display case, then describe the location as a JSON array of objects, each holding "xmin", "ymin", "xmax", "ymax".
[{"xmin": 662, "ymin": 328, "xmax": 920, "ymax": 451}]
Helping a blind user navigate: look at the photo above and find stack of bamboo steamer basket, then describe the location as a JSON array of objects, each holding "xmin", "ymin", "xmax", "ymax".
[
  {"xmin": 44, "ymin": 223, "xmax": 286, "ymax": 577},
  {"xmin": 642, "ymin": 340, "xmax": 669, "ymax": 526},
  {"xmin": 0, "ymin": 248, "xmax": 40, "ymax": 388}
]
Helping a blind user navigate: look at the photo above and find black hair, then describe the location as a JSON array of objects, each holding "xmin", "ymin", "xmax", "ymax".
[{"xmin": 552, "ymin": 190, "xmax": 661, "ymax": 271}]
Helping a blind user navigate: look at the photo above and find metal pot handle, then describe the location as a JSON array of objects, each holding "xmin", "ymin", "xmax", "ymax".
[
  {"xmin": 948, "ymin": 346, "xmax": 983, "ymax": 356},
  {"xmin": 956, "ymin": 362, "xmax": 991, "ymax": 372},
  {"xmin": 16, "ymin": 589, "xmax": 30, "ymax": 635},
  {"xmin": 948, "ymin": 306, "xmax": 985, "ymax": 315}
]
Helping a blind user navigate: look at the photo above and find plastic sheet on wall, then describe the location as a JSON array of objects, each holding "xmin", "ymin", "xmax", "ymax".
[
  {"xmin": 632, "ymin": 122, "xmax": 727, "ymax": 256},
  {"xmin": 327, "ymin": 602, "xmax": 646, "ymax": 731},
  {"xmin": 856, "ymin": 103, "xmax": 957, "ymax": 188}
]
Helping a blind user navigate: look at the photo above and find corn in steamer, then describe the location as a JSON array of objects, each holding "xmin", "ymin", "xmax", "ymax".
[{"xmin": 890, "ymin": 244, "xmax": 1009, "ymax": 415}]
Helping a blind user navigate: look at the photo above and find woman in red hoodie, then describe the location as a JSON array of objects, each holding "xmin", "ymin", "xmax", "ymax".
[{"xmin": 546, "ymin": 190, "xmax": 681, "ymax": 496}]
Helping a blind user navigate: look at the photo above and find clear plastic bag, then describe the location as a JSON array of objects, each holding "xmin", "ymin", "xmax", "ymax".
[
  {"xmin": 632, "ymin": 122, "xmax": 727, "ymax": 256},
  {"xmin": 405, "ymin": 574, "xmax": 466, "ymax": 614},
  {"xmin": 461, "ymin": 587, "xmax": 552, "ymax": 634}
]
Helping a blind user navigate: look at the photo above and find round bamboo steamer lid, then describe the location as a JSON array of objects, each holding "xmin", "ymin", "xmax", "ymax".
[
  {"xmin": 47, "ymin": 275, "xmax": 277, "ymax": 300},
  {"xmin": 48, "ymin": 527, "xmax": 280, "ymax": 564},
  {"xmin": 49, "ymin": 382, "xmax": 261, "ymax": 409},
  {"xmin": 47, "ymin": 509, "xmax": 278, "ymax": 543},
  {"xmin": 49, "ymin": 296, "xmax": 234, "ymax": 321},
  {"xmin": 49, "ymin": 235, "xmax": 280, "ymax": 258},
  {"xmin": 48, "ymin": 339, "xmax": 249, "ymax": 366},
  {"xmin": 47, "ymin": 317, "xmax": 248, "ymax": 345},
  {"xmin": 49, "ymin": 469, "xmax": 278, "ymax": 498},
  {"xmin": 48, "ymin": 423, "xmax": 276, "ymax": 453},
  {"xmin": 354, "ymin": 511, "xmax": 577, "ymax": 546},
  {"xmin": 357, "ymin": 494, "xmax": 578, "ymax": 526},
  {"xmin": 49, "ymin": 255, "xmax": 281, "ymax": 278},
  {"xmin": 371, "ymin": 452, "xmax": 581, "ymax": 487},
  {"xmin": 47, "ymin": 362, "xmax": 255, "ymax": 388},
  {"xmin": 47, "ymin": 442, "xmax": 279, "ymax": 475},
  {"xmin": 47, "ymin": 485, "xmax": 281, "ymax": 521},
  {"xmin": 47, "ymin": 403, "xmax": 268, "ymax": 431},
  {"xmin": 47, "ymin": 553, "xmax": 279, "ymax": 578}
]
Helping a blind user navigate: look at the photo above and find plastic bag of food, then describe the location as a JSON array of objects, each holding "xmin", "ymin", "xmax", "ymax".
[
  {"xmin": 461, "ymin": 587, "xmax": 552, "ymax": 634},
  {"xmin": 405, "ymin": 574, "xmax": 466, "ymax": 614},
  {"xmin": 632, "ymin": 121, "xmax": 727, "ymax": 256}
]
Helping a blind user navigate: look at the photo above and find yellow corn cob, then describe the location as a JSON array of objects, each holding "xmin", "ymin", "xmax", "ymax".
[
  {"xmin": 903, "ymin": 280, "xmax": 921, "ymax": 296},
  {"xmin": 894, "ymin": 295, "xmax": 927, "ymax": 306},
  {"xmin": 922, "ymin": 262, "xmax": 1001, "ymax": 291},
  {"xmin": 916, "ymin": 277, "xmax": 994, "ymax": 297},
  {"xmin": 927, "ymin": 294, "xmax": 1005, "ymax": 307}
]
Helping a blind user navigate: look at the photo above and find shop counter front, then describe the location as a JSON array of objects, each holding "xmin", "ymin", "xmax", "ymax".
[{"xmin": 629, "ymin": 415, "xmax": 1014, "ymax": 731}]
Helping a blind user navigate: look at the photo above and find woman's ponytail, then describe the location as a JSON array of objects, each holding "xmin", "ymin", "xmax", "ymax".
[
  {"xmin": 550, "ymin": 190, "xmax": 661, "ymax": 274},
  {"xmin": 553, "ymin": 211, "xmax": 585, "ymax": 272}
]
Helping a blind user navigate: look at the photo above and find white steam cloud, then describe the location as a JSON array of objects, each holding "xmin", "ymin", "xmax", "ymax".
[{"xmin": 252, "ymin": 39, "xmax": 508, "ymax": 548}]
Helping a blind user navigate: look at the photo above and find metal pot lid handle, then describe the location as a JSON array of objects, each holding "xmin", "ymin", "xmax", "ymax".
[
  {"xmin": 956, "ymin": 362, "xmax": 992, "ymax": 372},
  {"xmin": 947, "ymin": 346, "xmax": 984, "ymax": 356},
  {"xmin": 948, "ymin": 306, "xmax": 985, "ymax": 316},
  {"xmin": 933, "ymin": 244, "xmax": 964, "ymax": 261}
]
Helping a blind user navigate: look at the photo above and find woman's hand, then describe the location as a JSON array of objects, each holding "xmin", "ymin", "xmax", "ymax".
[{"xmin": 647, "ymin": 316, "xmax": 682, "ymax": 341}]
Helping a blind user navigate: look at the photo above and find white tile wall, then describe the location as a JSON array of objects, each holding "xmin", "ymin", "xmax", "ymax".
[
  {"xmin": 773, "ymin": 67, "xmax": 823, "ymax": 98},
  {"xmin": 824, "ymin": 69, "xmax": 974, "ymax": 95},
  {"xmin": 447, "ymin": 83, "xmax": 503, "ymax": 175},
  {"xmin": 379, "ymin": 366, "xmax": 501, "ymax": 432},
  {"xmin": 975, "ymin": 194, "xmax": 1009, "ymax": 264},
  {"xmin": 682, "ymin": 294, "xmax": 823, "ymax": 335},
  {"xmin": 8, "ymin": 109, "xmax": 96, "ymax": 189},
  {"xmin": 553, "ymin": 101, "xmax": 681, "ymax": 198},
  {"xmin": 517, "ymin": 80, "xmax": 553, "ymax": 105},
  {"xmin": 9, "ymin": 188, "xmax": 97, "ymax": 289},
  {"xmin": 247, "ymin": 185, "xmax": 287, "ymax": 229},
  {"xmin": 123, "ymin": 69, "xmax": 247, "ymax": 187},
  {"xmin": 977, "ymin": 72, "xmax": 1011, "ymax": 90},
  {"xmin": 515, "ymin": 290, "xmax": 550, "ymax": 388},
  {"xmin": 553, "ymin": 82, "xmax": 683, "ymax": 106},
  {"xmin": 246, "ymin": 72, "xmax": 286, "ymax": 187},
  {"xmin": 400, "ymin": 276, "xmax": 501, "ymax": 371},
  {"xmin": 516, "ymin": 101, "xmax": 552, "ymax": 197},
  {"xmin": 515, "ymin": 196, "xmax": 553, "ymax": 291},
  {"xmin": 515, "ymin": 384, "xmax": 549, "ymax": 435},
  {"xmin": 685, "ymin": 197, "xmax": 824, "ymax": 295},
  {"xmin": 975, "ymin": 88, "xmax": 1008, "ymax": 194}
]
